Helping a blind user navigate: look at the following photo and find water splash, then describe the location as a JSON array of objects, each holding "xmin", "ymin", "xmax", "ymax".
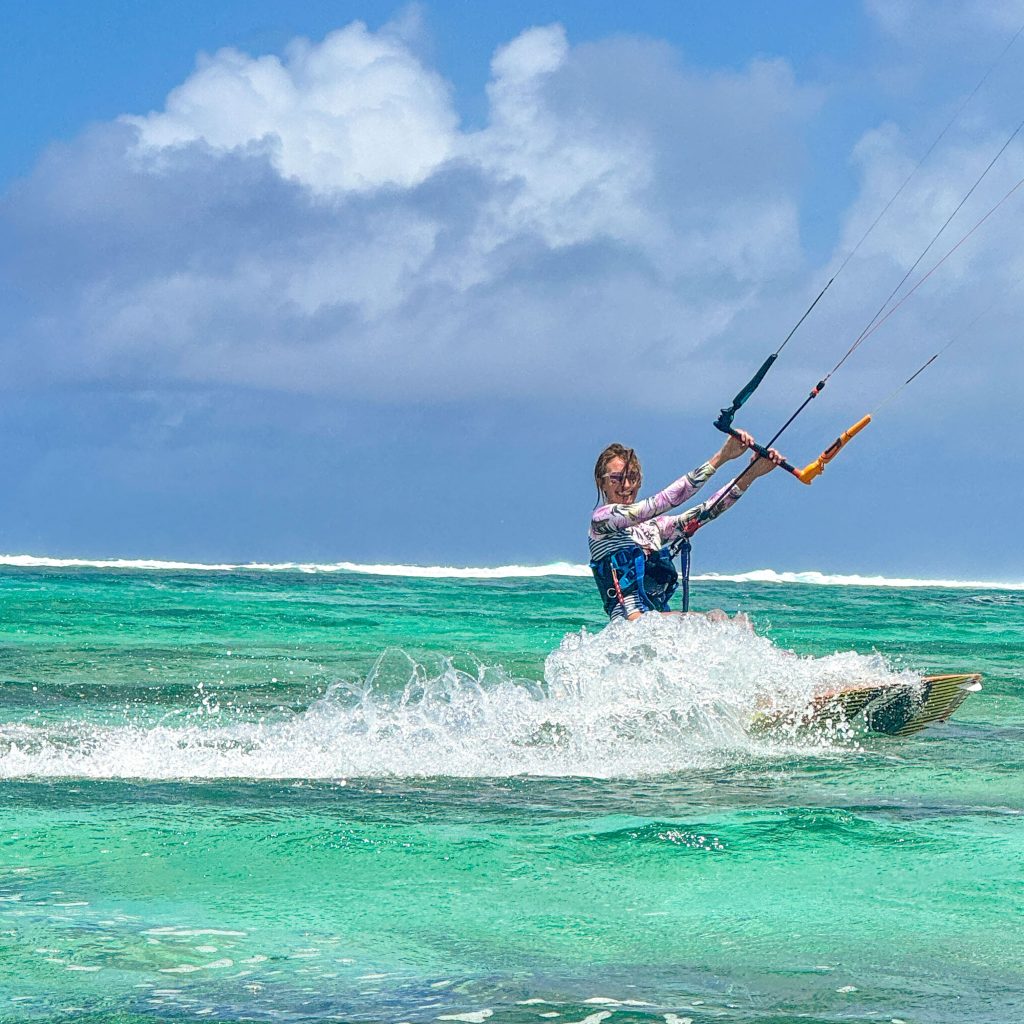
[{"xmin": 0, "ymin": 616, "xmax": 916, "ymax": 780}]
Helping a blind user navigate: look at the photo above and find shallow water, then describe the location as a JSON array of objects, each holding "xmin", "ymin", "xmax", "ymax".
[{"xmin": 0, "ymin": 565, "xmax": 1021, "ymax": 1022}]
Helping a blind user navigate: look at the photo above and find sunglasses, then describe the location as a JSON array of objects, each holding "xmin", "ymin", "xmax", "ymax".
[{"xmin": 603, "ymin": 472, "xmax": 639, "ymax": 485}]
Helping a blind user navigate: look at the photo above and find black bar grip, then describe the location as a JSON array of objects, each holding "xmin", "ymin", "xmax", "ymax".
[{"xmin": 723, "ymin": 427, "xmax": 800, "ymax": 477}]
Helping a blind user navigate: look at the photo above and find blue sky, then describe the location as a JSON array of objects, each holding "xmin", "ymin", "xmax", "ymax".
[{"xmin": 2, "ymin": 1, "xmax": 1023, "ymax": 576}]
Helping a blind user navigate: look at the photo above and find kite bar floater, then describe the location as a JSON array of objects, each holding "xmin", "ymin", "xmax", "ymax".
[{"xmin": 794, "ymin": 415, "xmax": 872, "ymax": 484}]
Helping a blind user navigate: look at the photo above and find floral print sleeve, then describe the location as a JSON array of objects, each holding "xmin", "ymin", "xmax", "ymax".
[
  {"xmin": 654, "ymin": 480, "xmax": 743, "ymax": 545},
  {"xmin": 590, "ymin": 462, "xmax": 716, "ymax": 537}
]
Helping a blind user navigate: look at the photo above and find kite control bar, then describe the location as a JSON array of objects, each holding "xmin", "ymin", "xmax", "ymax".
[
  {"xmin": 714, "ymin": 423, "xmax": 803, "ymax": 478},
  {"xmin": 713, "ymin": 414, "xmax": 872, "ymax": 486}
]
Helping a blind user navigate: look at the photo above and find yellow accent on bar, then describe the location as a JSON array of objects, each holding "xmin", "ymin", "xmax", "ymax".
[{"xmin": 795, "ymin": 414, "xmax": 872, "ymax": 484}]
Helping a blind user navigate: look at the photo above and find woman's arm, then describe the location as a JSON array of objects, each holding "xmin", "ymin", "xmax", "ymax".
[
  {"xmin": 590, "ymin": 430, "xmax": 756, "ymax": 535},
  {"xmin": 654, "ymin": 482, "xmax": 742, "ymax": 543},
  {"xmin": 707, "ymin": 431, "xmax": 752, "ymax": 471},
  {"xmin": 591, "ymin": 463, "xmax": 716, "ymax": 534},
  {"xmin": 654, "ymin": 448, "xmax": 782, "ymax": 544}
]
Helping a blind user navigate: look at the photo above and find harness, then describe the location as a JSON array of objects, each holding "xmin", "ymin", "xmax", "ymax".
[{"xmin": 590, "ymin": 539, "xmax": 692, "ymax": 617}]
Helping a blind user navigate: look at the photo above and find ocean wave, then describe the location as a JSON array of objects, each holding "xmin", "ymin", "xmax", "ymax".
[
  {"xmin": 1, "ymin": 552, "xmax": 1022, "ymax": 589},
  {"xmin": 0, "ymin": 553, "xmax": 591, "ymax": 578},
  {"xmin": 0, "ymin": 615, "xmax": 912, "ymax": 780},
  {"xmin": 696, "ymin": 569, "xmax": 1024, "ymax": 590}
]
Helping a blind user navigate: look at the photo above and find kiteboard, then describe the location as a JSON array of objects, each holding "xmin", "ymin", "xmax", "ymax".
[{"xmin": 752, "ymin": 673, "xmax": 981, "ymax": 738}]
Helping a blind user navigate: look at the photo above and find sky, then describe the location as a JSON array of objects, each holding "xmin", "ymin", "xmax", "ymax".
[{"xmin": 2, "ymin": 0, "xmax": 1024, "ymax": 576}]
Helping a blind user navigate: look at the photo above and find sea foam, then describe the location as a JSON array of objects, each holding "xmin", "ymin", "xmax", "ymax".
[
  {"xmin": 1, "ymin": 553, "xmax": 1020, "ymax": 589},
  {"xmin": 696, "ymin": 568, "xmax": 1024, "ymax": 590},
  {"xmin": 0, "ymin": 553, "xmax": 589, "ymax": 577},
  {"xmin": 0, "ymin": 615, "xmax": 915, "ymax": 780}
]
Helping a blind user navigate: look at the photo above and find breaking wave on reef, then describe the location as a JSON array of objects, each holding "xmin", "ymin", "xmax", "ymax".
[
  {"xmin": 0, "ymin": 615, "xmax": 917, "ymax": 780},
  {"xmin": 1, "ymin": 553, "xmax": 1021, "ymax": 589}
]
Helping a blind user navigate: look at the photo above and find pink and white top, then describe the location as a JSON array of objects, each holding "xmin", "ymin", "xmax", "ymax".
[{"xmin": 588, "ymin": 461, "xmax": 743, "ymax": 618}]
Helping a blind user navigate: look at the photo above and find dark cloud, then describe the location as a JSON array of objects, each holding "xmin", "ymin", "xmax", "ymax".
[{"xmin": 0, "ymin": 23, "xmax": 820, "ymax": 403}]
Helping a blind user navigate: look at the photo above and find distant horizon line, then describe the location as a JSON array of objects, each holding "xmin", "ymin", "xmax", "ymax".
[{"xmin": 0, "ymin": 553, "xmax": 1022, "ymax": 591}]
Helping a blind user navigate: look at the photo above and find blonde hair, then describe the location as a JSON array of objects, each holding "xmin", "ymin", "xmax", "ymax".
[{"xmin": 593, "ymin": 443, "xmax": 642, "ymax": 500}]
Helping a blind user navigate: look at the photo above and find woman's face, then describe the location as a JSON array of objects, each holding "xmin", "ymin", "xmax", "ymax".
[{"xmin": 600, "ymin": 456, "xmax": 640, "ymax": 505}]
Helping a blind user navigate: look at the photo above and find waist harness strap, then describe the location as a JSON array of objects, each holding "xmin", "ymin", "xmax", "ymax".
[{"xmin": 590, "ymin": 544, "xmax": 679, "ymax": 616}]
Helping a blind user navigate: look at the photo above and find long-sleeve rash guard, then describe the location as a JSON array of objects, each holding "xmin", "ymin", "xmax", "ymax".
[{"xmin": 588, "ymin": 461, "xmax": 742, "ymax": 619}]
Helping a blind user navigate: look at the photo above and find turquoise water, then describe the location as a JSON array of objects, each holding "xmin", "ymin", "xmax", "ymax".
[{"xmin": 1, "ymin": 564, "xmax": 1022, "ymax": 1023}]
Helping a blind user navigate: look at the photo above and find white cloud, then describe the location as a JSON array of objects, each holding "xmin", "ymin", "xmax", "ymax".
[
  {"xmin": 758, "ymin": 109, "xmax": 1024, "ymax": 431},
  {"xmin": 2, "ymin": 18, "xmax": 825, "ymax": 405},
  {"xmin": 43, "ymin": 15, "xmax": 1008, "ymax": 424},
  {"xmin": 840, "ymin": 120, "xmax": 1024, "ymax": 266},
  {"xmin": 865, "ymin": 0, "xmax": 1024, "ymax": 40},
  {"xmin": 124, "ymin": 19, "xmax": 458, "ymax": 194},
  {"xmin": 473, "ymin": 29, "xmax": 651, "ymax": 244}
]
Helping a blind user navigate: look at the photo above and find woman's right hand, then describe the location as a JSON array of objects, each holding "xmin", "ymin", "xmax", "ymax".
[{"xmin": 718, "ymin": 430, "xmax": 753, "ymax": 463}]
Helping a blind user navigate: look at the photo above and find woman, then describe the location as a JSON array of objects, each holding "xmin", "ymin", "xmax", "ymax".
[{"xmin": 589, "ymin": 432, "xmax": 782, "ymax": 621}]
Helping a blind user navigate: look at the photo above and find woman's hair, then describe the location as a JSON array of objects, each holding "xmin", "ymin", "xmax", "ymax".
[{"xmin": 593, "ymin": 443, "xmax": 642, "ymax": 500}]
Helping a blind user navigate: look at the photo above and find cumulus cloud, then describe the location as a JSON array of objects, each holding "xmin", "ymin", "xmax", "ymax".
[
  {"xmin": 124, "ymin": 18, "xmax": 458, "ymax": 194},
  {"xmin": 1, "ymin": 11, "xmax": 1019, "ymax": 422},
  {"xmin": 1, "ymin": 18, "xmax": 822, "ymax": 405}
]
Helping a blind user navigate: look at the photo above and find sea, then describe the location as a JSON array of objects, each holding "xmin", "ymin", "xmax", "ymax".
[{"xmin": 1, "ymin": 557, "xmax": 1021, "ymax": 1023}]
